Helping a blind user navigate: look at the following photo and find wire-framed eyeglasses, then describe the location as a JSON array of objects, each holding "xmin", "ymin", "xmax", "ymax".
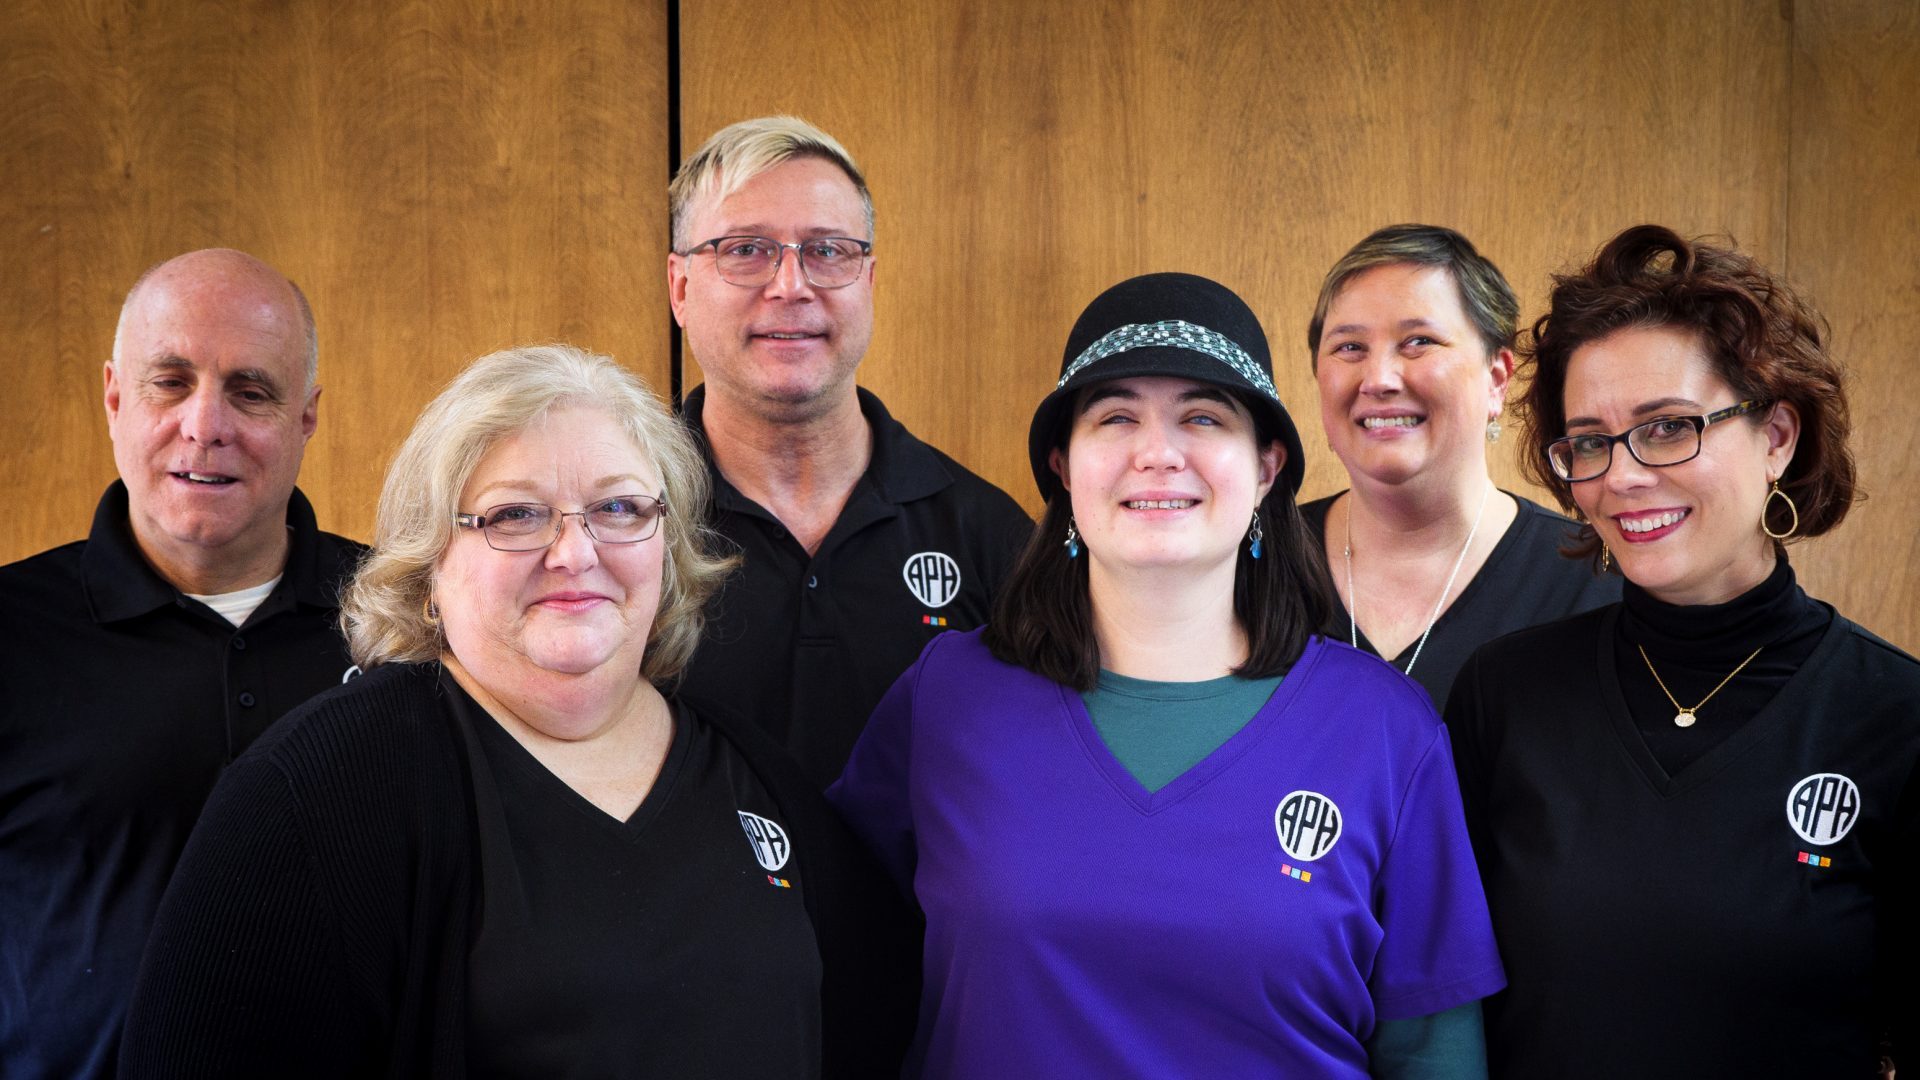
[
  {"xmin": 454, "ymin": 494, "xmax": 668, "ymax": 552},
  {"xmin": 680, "ymin": 235, "xmax": 872, "ymax": 289},
  {"xmin": 1547, "ymin": 399, "xmax": 1771, "ymax": 482}
]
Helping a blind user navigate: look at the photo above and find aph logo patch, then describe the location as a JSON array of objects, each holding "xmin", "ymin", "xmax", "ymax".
[
  {"xmin": 1786, "ymin": 773, "xmax": 1861, "ymax": 846},
  {"xmin": 903, "ymin": 551, "xmax": 962, "ymax": 609},
  {"xmin": 737, "ymin": 811, "xmax": 792, "ymax": 871},
  {"xmin": 1274, "ymin": 790, "xmax": 1343, "ymax": 862}
]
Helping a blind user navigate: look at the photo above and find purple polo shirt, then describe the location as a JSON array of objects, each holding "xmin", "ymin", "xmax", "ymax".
[{"xmin": 830, "ymin": 630, "xmax": 1503, "ymax": 1078}]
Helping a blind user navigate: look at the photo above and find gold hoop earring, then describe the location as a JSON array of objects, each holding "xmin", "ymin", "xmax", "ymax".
[
  {"xmin": 422, "ymin": 595, "xmax": 440, "ymax": 626},
  {"xmin": 1762, "ymin": 481, "xmax": 1799, "ymax": 541}
]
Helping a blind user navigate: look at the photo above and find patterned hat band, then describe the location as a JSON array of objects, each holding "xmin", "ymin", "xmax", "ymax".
[{"xmin": 1056, "ymin": 319, "xmax": 1279, "ymax": 401}]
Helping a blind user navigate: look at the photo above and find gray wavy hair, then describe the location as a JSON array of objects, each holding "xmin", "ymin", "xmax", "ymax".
[{"xmin": 340, "ymin": 344, "xmax": 734, "ymax": 684}]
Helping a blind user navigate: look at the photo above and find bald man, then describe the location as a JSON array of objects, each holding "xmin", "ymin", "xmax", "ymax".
[{"xmin": 0, "ymin": 250, "xmax": 363, "ymax": 1079}]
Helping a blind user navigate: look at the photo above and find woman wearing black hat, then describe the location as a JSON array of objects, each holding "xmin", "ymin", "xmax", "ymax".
[
  {"xmin": 830, "ymin": 273, "xmax": 1503, "ymax": 1078},
  {"xmin": 1303, "ymin": 225, "xmax": 1619, "ymax": 709}
]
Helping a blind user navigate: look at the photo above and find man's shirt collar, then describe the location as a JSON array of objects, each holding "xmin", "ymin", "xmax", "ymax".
[
  {"xmin": 81, "ymin": 480, "xmax": 330, "ymax": 624},
  {"xmin": 680, "ymin": 384, "xmax": 955, "ymax": 514}
]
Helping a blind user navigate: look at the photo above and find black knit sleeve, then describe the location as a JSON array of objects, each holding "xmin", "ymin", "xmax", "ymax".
[{"xmin": 119, "ymin": 754, "xmax": 380, "ymax": 1078}]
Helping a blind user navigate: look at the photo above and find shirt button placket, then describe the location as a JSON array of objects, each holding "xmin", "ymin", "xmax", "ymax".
[{"xmin": 799, "ymin": 563, "xmax": 826, "ymax": 636}]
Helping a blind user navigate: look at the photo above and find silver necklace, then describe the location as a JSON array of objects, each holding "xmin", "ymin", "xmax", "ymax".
[{"xmin": 1344, "ymin": 485, "xmax": 1492, "ymax": 677}]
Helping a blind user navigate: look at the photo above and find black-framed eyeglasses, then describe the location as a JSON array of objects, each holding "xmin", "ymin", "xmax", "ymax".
[
  {"xmin": 454, "ymin": 495, "xmax": 668, "ymax": 552},
  {"xmin": 680, "ymin": 235, "xmax": 872, "ymax": 289},
  {"xmin": 1547, "ymin": 399, "xmax": 1771, "ymax": 482}
]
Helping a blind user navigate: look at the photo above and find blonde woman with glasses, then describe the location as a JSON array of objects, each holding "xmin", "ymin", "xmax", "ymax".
[{"xmin": 121, "ymin": 345, "xmax": 913, "ymax": 1078}]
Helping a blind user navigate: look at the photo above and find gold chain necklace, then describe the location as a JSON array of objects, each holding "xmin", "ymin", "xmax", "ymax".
[{"xmin": 1636, "ymin": 643, "xmax": 1764, "ymax": 728}]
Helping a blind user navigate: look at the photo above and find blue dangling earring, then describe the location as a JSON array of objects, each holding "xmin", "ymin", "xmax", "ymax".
[
  {"xmin": 1064, "ymin": 518, "xmax": 1081, "ymax": 559},
  {"xmin": 1247, "ymin": 510, "xmax": 1264, "ymax": 560}
]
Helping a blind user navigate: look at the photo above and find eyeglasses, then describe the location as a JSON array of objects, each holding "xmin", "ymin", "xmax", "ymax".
[
  {"xmin": 454, "ymin": 495, "xmax": 668, "ymax": 552},
  {"xmin": 680, "ymin": 235, "xmax": 872, "ymax": 289},
  {"xmin": 1547, "ymin": 399, "xmax": 1770, "ymax": 482}
]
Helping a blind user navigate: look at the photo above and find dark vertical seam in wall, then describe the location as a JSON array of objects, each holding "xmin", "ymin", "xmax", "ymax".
[
  {"xmin": 667, "ymin": 0, "xmax": 684, "ymax": 407},
  {"xmin": 1781, "ymin": 0, "xmax": 1794, "ymax": 278}
]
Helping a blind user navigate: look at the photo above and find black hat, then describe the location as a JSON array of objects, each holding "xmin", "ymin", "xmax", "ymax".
[{"xmin": 1027, "ymin": 272, "xmax": 1306, "ymax": 503}]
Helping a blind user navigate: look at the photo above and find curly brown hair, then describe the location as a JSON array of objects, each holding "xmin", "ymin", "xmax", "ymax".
[{"xmin": 1518, "ymin": 224, "xmax": 1856, "ymax": 564}]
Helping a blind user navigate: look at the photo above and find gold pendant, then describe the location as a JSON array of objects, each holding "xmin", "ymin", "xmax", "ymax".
[{"xmin": 1674, "ymin": 710, "xmax": 1697, "ymax": 728}]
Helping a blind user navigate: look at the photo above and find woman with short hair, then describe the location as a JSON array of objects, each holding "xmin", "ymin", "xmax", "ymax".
[
  {"xmin": 1304, "ymin": 224, "xmax": 1618, "ymax": 708},
  {"xmin": 1448, "ymin": 225, "xmax": 1918, "ymax": 1077},
  {"xmin": 121, "ymin": 344, "xmax": 911, "ymax": 1078},
  {"xmin": 831, "ymin": 273, "xmax": 1503, "ymax": 1078}
]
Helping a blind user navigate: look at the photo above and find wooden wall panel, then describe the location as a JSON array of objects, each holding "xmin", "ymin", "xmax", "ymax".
[
  {"xmin": 1784, "ymin": 1, "xmax": 1920, "ymax": 652},
  {"xmin": 683, "ymin": 0, "xmax": 1919, "ymax": 650},
  {"xmin": 679, "ymin": 0, "xmax": 1789, "ymax": 521},
  {"xmin": 0, "ymin": 0, "xmax": 670, "ymax": 560},
  {"xmin": 5, "ymin": 0, "xmax": 1912, "ymax": 650}
]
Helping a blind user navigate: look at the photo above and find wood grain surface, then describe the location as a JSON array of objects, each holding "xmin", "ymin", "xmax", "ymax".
[
  {"xmin": 680, "ymin": 0, "xmax": 1915, "ymax": 649},
  {"xmin": 3, "ymin": 0, "xmax": 1914, "ymax": 650},
  {"xmin": 1783, "ymin": 0, "xmax": 1920, "ymax": 648},
  {"xmin": 0, "ymin": 0, "xmax": 671, "ymax": 555}
]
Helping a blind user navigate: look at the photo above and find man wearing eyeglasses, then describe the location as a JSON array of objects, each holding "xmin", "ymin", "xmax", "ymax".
[
  {"xmin": 668, "ymin": 116, "xmax": 1031, "ymax": 789},
  {"xmin": 0, "ymin": 249, "xmax": 362, "ymax": 1079}
]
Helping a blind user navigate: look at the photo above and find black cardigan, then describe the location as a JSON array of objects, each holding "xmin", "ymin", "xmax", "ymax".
[{"xmin": 119, "ymin": 662, "xmax": 916, "ymax": 1078}]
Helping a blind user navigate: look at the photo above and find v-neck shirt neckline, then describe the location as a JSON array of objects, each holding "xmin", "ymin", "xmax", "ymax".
[
  {"xmin": 1341, "ymin": 495, "xmax": 1522, "ymax": 671},
  {"xmin": 1610, "ymin": 557, "xmax": 1833, "ymax": 777},
  {"xmin": 1064, "ymin": 640, "xmax": 1325, "ymax": 814},
  {"xmin": 443, "ymin": 669, "xmax": 689, "ymax": 838},
  {"xmin": 1080, "ymin": 669, "xmax": 1285, "ymax": 795},
  {"xmin": 1595, "ymin": 601, "xmax": 1847, "ymax": 795}
]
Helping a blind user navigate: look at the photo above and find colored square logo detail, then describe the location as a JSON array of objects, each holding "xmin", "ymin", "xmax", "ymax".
[
  {"xmin": 1281, "ymin": 863, "xmax": 1293, "ymax": 876},
  {"xmin": 1797, "ymin": 852, "xmax": 1811, "ymax": 864},
  {"xmin": 922, "ymin": 615, "xmax": 948, "ymax": 627},
  {"xmin": 1820, "ymin": 857, "xmax": 1832, "ymax": 868},
  {"xmin": 766, "ymin": 875, "xmax": 791, "ymax": 888}
]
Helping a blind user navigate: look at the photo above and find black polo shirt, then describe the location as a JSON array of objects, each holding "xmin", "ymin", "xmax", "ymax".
[
  {"xmin": 676, "ymin": 386, "xmax": 1032, "ymax": 789},
  {"xmin": 0, "ymin": 481, "xmax": 363, "ymax": 1080}
]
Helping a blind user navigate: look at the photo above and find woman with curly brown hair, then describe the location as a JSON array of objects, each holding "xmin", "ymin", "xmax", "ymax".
[{"xmin": 1446, "ymin": 225, "xmax": 1916, "ymax": 1078}]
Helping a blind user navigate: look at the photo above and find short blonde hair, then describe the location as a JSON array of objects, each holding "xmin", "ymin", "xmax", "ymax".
[
  {"xmin": 669, "ymin": 115, "xmax": 872, "ymax": 251},
  {"xmin": 341, "ymin": 344, "xmax": 734, "ymax": 684}
]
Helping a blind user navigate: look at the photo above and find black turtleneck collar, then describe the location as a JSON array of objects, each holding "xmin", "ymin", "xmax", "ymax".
[
  {"xmin": 1620, "ymin": 555, "xmax": 1818, "ymax": 665},
  {"xmin": 1614, "ymin": 556, "xmax": 1832, "ymax": 775}
]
